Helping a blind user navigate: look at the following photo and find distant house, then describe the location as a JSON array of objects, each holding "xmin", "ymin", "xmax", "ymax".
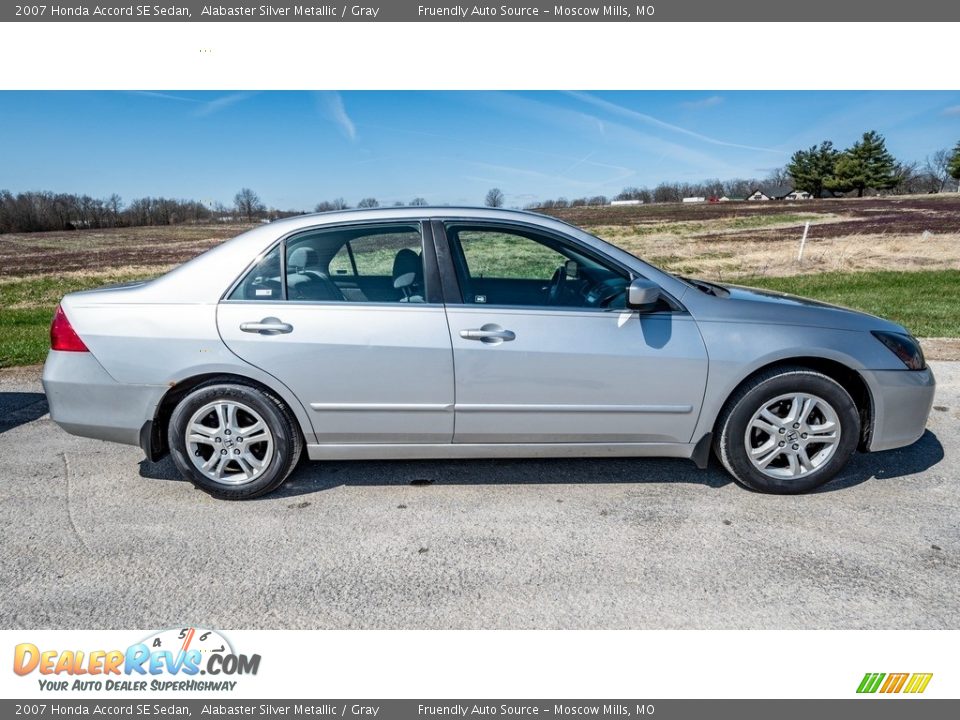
[
  {"xmin": 785, "ymin": 190, "xmax": 813, "ymax": 200},
  {"xmin": 610, "ymin": 199, "xmax": 644, "ymax": 206},
  {"xmin": 747, "ymin": 186, "xmax": 794, "ymax": 201},
  {"xmin": 682, "ymin": 196, "xmax": 706, "ymax": 203}
]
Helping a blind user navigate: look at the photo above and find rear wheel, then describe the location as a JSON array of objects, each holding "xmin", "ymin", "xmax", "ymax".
[
  {"xmin": 714, "ymin": 367, "xmax": 860, "ymax": 494},
  {"xmin": 168, "ymin": 382, "xmax": 302, "ymax": 500}
]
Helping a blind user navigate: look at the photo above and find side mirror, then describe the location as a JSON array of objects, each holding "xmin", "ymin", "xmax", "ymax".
[{"xmin": 626, "ymin": 278, "xmax": 661, "ymax": 310}]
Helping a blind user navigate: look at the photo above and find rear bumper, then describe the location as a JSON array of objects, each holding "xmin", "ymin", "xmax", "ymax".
[
  {"xmin": 863, "ymin": 366, "xmax": 936, "ymax": 452},
  {"xmin": 41, "ymin": 350, "xmax": 165, "ymax": 447}
]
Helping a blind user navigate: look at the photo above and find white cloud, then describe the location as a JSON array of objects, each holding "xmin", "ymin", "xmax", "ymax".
[
  {"xmin": 195, "ymin": 92, "xmax": 254, "ymax": 116},
  {"xmin": 317, "ymin": 91, "xmax": 357, "ymax": 140},
  {"xmin": 567, "ymin": 91, "xmax": 782, "ymax": 154},
  {"xmin": 681, "ymin": 95, "xmax": 724, "ymax": 110}
]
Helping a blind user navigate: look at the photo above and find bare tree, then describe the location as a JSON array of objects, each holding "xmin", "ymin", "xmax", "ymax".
[
  {"xmin": 765, "ymin": 167, "xmax": 791, "ymax": 187},
  {"xmin": 331, "ymin": 197, "xmax": 349, "ymax": 210},
  {"xmin": 234, "ymin": 188, "xmax": 264, "ymax": 222},
  {"xmin": 357, "ymin": 197, "xmax": 379, "ymax": 209},
  {"xmin": 484, "ymin": 188, "xmax": 505, "ymax": 208},
  {"xmin": 410, "ymin": 197, "xmax": 428, "ymax": 206},
  {"xmin": 922, "ymin": 149, "xmax": 952, "ymax": 193}
]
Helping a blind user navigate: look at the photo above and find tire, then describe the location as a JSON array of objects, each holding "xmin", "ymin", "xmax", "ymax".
[
  {"xmin": 167, "ymin": 381, "xmax": 303, "ymax": 500},
  {"xmin": 713, "ymin": 367, "xmax": 860, "ymax": 494}
]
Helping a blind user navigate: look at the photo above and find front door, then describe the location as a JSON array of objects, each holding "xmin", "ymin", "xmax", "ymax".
[
  {"xmin": 440, "ymin": 222, "xmax": 708, "ymax": 444},
  {"xmin": 218, "ymin": 221, "xmax": 455, "ymax": 444}
]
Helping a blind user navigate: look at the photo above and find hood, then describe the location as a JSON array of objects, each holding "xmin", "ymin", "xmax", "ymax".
[{"xmin": 684, "ymin": 279, "xmax": 909, "ymax": 335}]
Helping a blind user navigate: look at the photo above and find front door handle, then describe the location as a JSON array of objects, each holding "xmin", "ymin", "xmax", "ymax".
[
  {"xmin": 459, "ymin": 324, "xmax": 516, "ymax": 344},
  {"xmin": 240, "ymin": 317, "xmax": 293, "ymax": 335}
]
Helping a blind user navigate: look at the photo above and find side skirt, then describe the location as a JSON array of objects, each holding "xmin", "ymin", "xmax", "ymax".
[{"xmin": 306, "ymin": 442, "xmax": 698, "ymax": 462}]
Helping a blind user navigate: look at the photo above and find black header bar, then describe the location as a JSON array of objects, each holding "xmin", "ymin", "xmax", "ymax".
[{"xmin": 4, "ymin": 1, "xmax": 960, "ymax": 22}]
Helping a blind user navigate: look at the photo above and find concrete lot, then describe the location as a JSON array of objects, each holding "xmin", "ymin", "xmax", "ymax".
[{"xmin": 0, "ymin": 363, "xmax": 957, "ymax": 630}]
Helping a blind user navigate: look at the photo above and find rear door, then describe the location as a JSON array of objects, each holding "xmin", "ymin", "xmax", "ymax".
[
  {"xmin": 437, "ymin": 220, "xmax": 708, "ymax": 445},
  {"xmin": 218, "ymin": 221, "xmax": 455, "ymax": 444}
]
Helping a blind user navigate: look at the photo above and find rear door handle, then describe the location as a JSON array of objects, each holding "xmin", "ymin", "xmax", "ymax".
[
  {"xmin": 240, "ymin": 317, "xmax": 293, "ymax": 335},
  {"xmin": 459, "ymin": 324, "xmax": 516, "ymax": 344}
]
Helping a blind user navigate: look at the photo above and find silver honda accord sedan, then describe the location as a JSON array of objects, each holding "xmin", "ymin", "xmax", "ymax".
[{"xmin": 42, "ymin": 207, "xmax": 935, "ymax": 499}]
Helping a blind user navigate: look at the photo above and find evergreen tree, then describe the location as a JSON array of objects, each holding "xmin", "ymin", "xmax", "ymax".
[
  {"xmin": 948, "ymin": 141, "xmax": 960, "ymax": 185},
  {"xmin": 827, "ymin": 131, "xmax": 899, "ymax": 197},
  {"xmin": 787, "ymin": 141, "xmax": 839, "ymax": 197}
]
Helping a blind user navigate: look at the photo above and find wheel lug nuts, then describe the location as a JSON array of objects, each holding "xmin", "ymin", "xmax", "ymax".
[
  {"xmin": 237, "ymin": 437, "xmax": 243, "ymax": 442},
  {"xmin": 225, "ymin": 430, "xmax": 231, "ymax": 435},
  {"xmin": 215, "ymin": 437, "xmax": 221, "ymax": 443},
  {"xmin": 792, "ymin": 444, "xmax": 799, "ymax": 450},
  {"xmin": 779, "ymin": 441, "xmax": 785, "ymax": 447},
  {"xmin": 778, "ymin": 428, "xmax": 785, "ymax": 434},
  {"xmin": 234, "ymin": 449, "xmax": 240, "ymax": 455},
  {"xmin": 801, "ymin": 433, "xmax": 807, "ymax": 439},
  {"xmin": 220, "ymin": 449, "xmax": 227, "ymax": 455},
  {"xmin": 793, "ymin": 423, "xmax": 800, "ymax": 429}
]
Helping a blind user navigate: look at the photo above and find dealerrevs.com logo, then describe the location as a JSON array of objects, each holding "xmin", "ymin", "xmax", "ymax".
[
  {"xmin": 13, "ymin": 627, "xmax": 260, "ymax": 692},
  {"xmin": 857, "ymin": 673, "xmax": 933, "ymax": 694}
]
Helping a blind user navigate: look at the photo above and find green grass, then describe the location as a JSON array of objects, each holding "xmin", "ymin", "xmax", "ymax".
[
  {"xmin": 736, "ymin": 270, "xmax": 960, "ymax": 337},
  {"xmin": 726, "ymin": 213, "xmax": 819, "ymax": 229},
  {"xmin": 0, "ymin": 308, "xmax": 55, "ymax": 367}
]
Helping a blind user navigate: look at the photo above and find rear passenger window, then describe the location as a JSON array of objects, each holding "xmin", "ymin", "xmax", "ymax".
[
  {"xmin": 229, "ymin": 224, "xmax": 427, "ymax": 304},
  {"xmin": 229, "ymin": 245, "xmax": 283, "ymax": 301}
]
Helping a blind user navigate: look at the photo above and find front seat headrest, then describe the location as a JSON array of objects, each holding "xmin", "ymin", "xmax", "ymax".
[{"xmin": 288, "ymin": 247, "xmax": 320, "ymax": 269}]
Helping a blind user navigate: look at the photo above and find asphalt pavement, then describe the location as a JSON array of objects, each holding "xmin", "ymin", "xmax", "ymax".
[{"xmin": 1, "ymin": 363, "xmax": 957, "ymax": 629}]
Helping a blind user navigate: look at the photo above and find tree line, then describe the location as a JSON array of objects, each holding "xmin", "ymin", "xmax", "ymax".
[
  {"xmin": 529, "ymin": 135, "xmax": 960, "ymax": 208},
  {"xmin": 3, "ymin": 137, "xmax": 958, "ymax": 234}
]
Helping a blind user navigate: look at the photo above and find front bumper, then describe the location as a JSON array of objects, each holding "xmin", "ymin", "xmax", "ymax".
[
  {"xmin": 862, "ymin": 366, "xmax": 936, "ymax": 452},
  {"xmin": 41, "ymin": 350, "xmax": 165, "ymax": 447}
]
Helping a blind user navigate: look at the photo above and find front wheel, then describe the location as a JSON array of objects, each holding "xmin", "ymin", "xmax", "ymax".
[
  {"xmin": 168, "ymin": 382, "xmax": 302, "ymax": 500},
  {"xmin": 714, "ymin": 367, "xmax": 860, "ymax": 494}
]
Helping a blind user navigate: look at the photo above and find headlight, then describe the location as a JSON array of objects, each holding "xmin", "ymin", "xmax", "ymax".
[{"xmin": 871, "ymin": 331, "xmax": 926, "ymax": 370}]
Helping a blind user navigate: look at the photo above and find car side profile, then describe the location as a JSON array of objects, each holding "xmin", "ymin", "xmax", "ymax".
[{"xmin": 42, "ymin": 207, "xmax": 935, "ymax": 499}]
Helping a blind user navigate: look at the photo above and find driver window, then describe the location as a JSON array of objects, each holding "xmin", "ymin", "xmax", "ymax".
[{"xmin": 448, "ymin": 224, "xmax": 629, "ymax": 309}]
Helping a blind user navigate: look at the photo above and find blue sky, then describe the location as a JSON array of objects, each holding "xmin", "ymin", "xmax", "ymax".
[{"xmin": 1, "ymin": 90, "xmax": 958, "ymax": 209}]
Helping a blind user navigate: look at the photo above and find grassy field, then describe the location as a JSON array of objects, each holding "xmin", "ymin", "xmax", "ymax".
[
  {"xmin": 737, "ymin": 270, "xmax": 960, "ymax": 337},
  {"xmin": 1, "ymin": 197, "xmax": 958, "ymax": 367}
]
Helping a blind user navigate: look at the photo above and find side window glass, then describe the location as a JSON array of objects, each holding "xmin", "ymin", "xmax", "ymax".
[
  {"xmin": 447, "ymin": 224, "xmax": 630, "ymax": 310},
  {"xmin": 229, "ymin": 244, "xmax": 283, "ymax": 301},
  {"xmin": 286, "ymin": 224, "xmax": 426, "ymax": 303},
  {"xmin": 459, "ymin": 231, "xmax": 565, "ymax": 281}
]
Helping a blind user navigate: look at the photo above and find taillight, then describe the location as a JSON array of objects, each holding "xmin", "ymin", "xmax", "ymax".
[{"xmin": 50, "ymin": 304, "xmax": 89, "ymax": 352}]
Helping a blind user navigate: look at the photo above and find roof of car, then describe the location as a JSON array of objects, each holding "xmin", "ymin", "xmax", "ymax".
[{"xmin": 265, "ymin": 205, "xmax": 576, "ymax": 231}]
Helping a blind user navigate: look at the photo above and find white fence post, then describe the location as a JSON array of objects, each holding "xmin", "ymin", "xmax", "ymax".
[{"xmin": 797, "ymin": 221, "xmax": 810, "ymax": 262}]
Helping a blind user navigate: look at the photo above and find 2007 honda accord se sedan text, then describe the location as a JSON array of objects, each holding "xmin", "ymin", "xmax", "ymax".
[{"xmin": 41, "ymin": 208, "xmax": 935, "ymax": 499}]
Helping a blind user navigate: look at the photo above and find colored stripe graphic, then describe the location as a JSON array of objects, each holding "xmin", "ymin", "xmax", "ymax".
[
  {"xmin": 857, "ymin": 672, "xmax": 932, "ymax": 694},
  {"xmin": 904, "ymin": 673, "xmax": 933, "ymax": 694},
  {"xmin": 880, "ymin": 673, "xmax": 909, "ymax": 693},
  {"xmin": 857, "ymin": 673, "xmax": 885, "ymax": 693}
]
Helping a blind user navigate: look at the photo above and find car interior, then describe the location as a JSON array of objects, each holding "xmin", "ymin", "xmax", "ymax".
[
  {"xmin": 231, "ymin": 224, "xmax": 426, "ymax": 303},
  {"xmin": 446, "ymin": 224, "xmax": 634, "ymax": 309}
]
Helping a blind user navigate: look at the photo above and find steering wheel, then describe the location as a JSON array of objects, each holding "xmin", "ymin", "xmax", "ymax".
[{"xmin": 546, "ymin": 265, "xmax": 567, "ymax": 305}]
